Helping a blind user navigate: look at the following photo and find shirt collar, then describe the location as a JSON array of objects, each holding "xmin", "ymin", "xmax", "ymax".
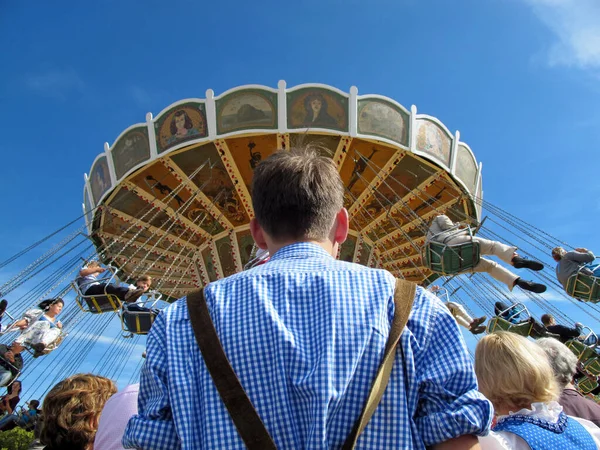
[{"xmin": 269, "ymin": 242, "xmax": 334, "ymax": 261}]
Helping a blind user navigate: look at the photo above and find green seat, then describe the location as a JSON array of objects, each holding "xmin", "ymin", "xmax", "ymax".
[
  {"xmin": 578, "ymin": 377, "xmax": 599, "ymax": 395},
  {"xmin": 566, "ymin": 339, "xmax": 596, "ymax": 362},
  {"xmin": 423, "ymin": 241, "xmax": 481, "ymax": 275},
  {"xmin": 566, "ymin": 272, "xmax": 600, "ymax": 303},
  {"xmin": 584, "ymin": 357, "xmax": 600, "ymax": 377},
  {"xmin": 486, "ymin": 317, "xmax": 532, "ymax": 337}
]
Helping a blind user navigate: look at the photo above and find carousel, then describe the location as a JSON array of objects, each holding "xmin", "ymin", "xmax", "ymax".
[{"xmin": 1, "ymin": 81, "xmax": 599, "ymax": 403}]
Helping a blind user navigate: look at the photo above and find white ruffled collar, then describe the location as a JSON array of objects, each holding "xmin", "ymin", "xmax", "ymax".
[{"xmin": 498, "ymin": 401, "xmax": 563, "ymax": 424}]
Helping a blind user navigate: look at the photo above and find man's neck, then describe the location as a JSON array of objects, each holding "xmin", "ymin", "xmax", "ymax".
[{"xmin": 267, "ymin": 239, "xmax": 336, "ymax": 257}]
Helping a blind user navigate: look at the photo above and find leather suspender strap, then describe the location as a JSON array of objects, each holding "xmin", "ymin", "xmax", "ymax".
[
  {"xmin": 187, "ymin": 278, "xmax": 416, "ymax": 450},
  {"xmin": 341, "ymin": 278, "xmax": 416, "ymax": 449},
  {"xmin": 186, "ymin": 289, "xmax": 277, "ymax": 450}
]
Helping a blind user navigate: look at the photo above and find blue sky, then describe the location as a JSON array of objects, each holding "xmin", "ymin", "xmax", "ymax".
[{"xmin": 1, "ymin": 0, "xmax": 600, "ymax": 393}]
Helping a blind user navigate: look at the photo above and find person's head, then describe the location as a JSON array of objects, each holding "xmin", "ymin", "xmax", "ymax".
[
  {"xmin": 86, "ymin": 260, "xmax": 101, "ymax": 269},
  {"xmin": 38, "ymin": 298, "xmax": 64, "ymax": 316},
  {"xmin": 28, "ymin": 399, "xmax": 40, "ymax": 410},
  {"xmin": 494, "ymin": 301, "xmax": 508, "ymax": 315},
  {"xmin": 475, "ymin": 332, "xmax": 560, "ymax": 414},
  {"xmin": 170, "ymin": 110, "xmax": 192, "ymax": 134},
  {"xmin": 250, "ymin": 146, "xmax": 348, "ymax": 255},
  {"xmin": 537, "ymin": 338, "xmax": 578, "ymax": 390},
  {"xmin": 8, "ymin": 380, "xmax": 21, "ymax": 395},
  {"xmin": 304, "ymin": 94, "xmax": 327, "ymax": 116},
  {"xmin": 541, "ymin": 314, "xmax": 555, "ymax": 327},
  {"xmin": 0, "ymin": 299, "xmax": 7, "ymax": 311},
  {"xmin": 41, "ymin": 374, "xmax": 117, "ymax": 450},
  {"xmin": 135, "ymin": 275, "xmax": 152, "ymax": 290},
  {"xmin": 552, "ymin": 247, "xmax": 566, "ymax": 262}
]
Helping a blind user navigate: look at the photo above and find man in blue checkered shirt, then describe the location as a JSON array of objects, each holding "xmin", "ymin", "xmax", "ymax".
[{"xmin": 123, "ymin": 146, "xmax": 493, "ymax": 449}]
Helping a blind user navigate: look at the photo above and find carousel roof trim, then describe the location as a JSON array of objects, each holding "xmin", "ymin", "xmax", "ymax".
[{"xmin": 83, "ymin": 82, "xmax": 484, "ymax": 218}]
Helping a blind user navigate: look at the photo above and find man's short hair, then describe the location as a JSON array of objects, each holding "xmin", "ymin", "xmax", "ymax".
[
  {"xmin": 137, "ymin": 275, "xmax": 152, "ymax": 284},
  {"xmin": 537, "ymin": 338, "xmax": 578, "ymax": 389},
  {"xmin": 541, "ymin": 314, "xmax": 554, "ymax": 326},
  {"xmin": 251, "ymin": 146, "xmax": 344, "ymax": 242},
  {"xmin": 41, "ymin": 373, "xmax": 117, "ymax": 449},
  {"xmin": 475, "ymin": 332, "xmax": 560, "ymax": 412},
  {"xmin": 552, "ymin": 247, "xmax": 566, "ymax": 259}
]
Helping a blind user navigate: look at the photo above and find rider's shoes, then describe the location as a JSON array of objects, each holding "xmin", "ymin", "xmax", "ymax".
[{"xmin": 512, "ymin": 256, "xmax": 544, "ymax": 271}]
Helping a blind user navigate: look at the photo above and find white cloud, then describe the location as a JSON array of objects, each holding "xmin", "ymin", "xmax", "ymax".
[
  {"xmin": 522, "ymin": 0, "xmax": 600, "ymax": 68},
  {"xmin": 25, "ymin": 68, "xmax": 85, "ymax": 98},
  {"xmin": 129, "ymin": 85, "xmax": 170, "ymax": 110}
]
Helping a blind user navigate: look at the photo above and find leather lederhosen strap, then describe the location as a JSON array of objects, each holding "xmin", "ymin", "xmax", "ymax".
[{"xmin": 187, "ymin": 278, "xmax": 416, "ymax": 449}]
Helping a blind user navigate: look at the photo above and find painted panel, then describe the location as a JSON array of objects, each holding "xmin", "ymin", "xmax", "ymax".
[
  {"xmin": 89, "ymin": 156, "xmax": 112, "ymax": 204},
  {"xmin": 289, "ymin": 134, "xmax": 340, "ymax": 157},
  {"xmin": 287, "ymin": 88, "xmax": 348, "ymax": 131},
  {"xmin": 415, "ymin": 119, "xmax": 452, "ymax": 167},
  {"xmin": 201, "ymin": 247, "xmax": 219, "ymax": 282},
  {"xmin": 216, "ymin": 235, "xmax": 237, "ymax": 277},
  {"xmin": 112, "ymin": 127, "xmax": 150, "ymax": 180},
  {"xmin": 170, "ymin": 143, "xmax": 250, "ymax": 227},
  {"xmin": 358, "ymin": 241, "xmax": 372, "ymax": 266},
  {"xmin": 216, "ymin": 89, "xmax": 277, "ymax": 134},
  {"xmin": 339, "ymin": 235, "xmax": 357, "ymax": 262},
  {"xmin": 350, "ymin": 153, "xmax": 431, "ymax": 230},
  {"xmin": 155, "ymin": 102, "xmax": 208, "ymax": 154},
  {"xmin": 455, "ymin": 144, "xmax": 478, "ymax": 194},
  {"xmin": 339, "ymin": 142, "xmax": 397, "ymax": 205},
  {"xmin": 357, "ymin": 99, "xmax": 408, "ymax": 146},
  {"xmin": 236, "ymin": 229, "xmax": 255, "ymax": 268},
  {"xmin": 226, "ymin": 135, "xmax": 279, "ymax": 191}
]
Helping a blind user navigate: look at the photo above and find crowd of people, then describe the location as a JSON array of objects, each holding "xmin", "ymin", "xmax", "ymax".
[{"xmin": 1, "ymin": 146, "xmax": 600, "ymax": 449}]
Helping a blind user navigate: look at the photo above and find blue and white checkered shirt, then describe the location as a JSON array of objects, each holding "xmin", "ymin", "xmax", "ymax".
[{"xmin": 123, "ymin": 243, "xmax": 492, "ymax": 449}]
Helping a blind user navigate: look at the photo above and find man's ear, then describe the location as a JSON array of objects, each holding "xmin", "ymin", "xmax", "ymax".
[
  {"xmin": 333, "ymin": 208, "xmax": 349, "ymax": 245},
  {"xmin": 250, "ymin": 218, "xmax": 268, "ymax": 250}
]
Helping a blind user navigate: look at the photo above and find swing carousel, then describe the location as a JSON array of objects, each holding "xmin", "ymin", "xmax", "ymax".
[
  {"xmin": 82, "ymin": 81, "xmax": 482, "ymax": 298},
  {"xmin": 3, "ymin": 81, "xmax": 600, "ymax": 404}
]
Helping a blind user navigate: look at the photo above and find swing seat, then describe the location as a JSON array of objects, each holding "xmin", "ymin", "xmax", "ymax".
[
  {"xmin": 578, "ymin": 377, "xmax": 599, "ymax": 395},
  {"xmin": 72, "ymin": 282, "xmax": 122, "ymax": 313},
  {"xmin": 486, "ymin": 317, "xmax": 532, "ymax": 337},
  {"xmin": 0, "ymin": 357, "xmax": 20, "ymax": 387},
  {"xmin": 121, "ymin": 305, "xmax": 157, "ymax": 335},
  {"xmin": 566, "ymin": 339, "xmax": 597, "ymax": 363},
  {"xmin": 566, "ymin": 272, "xmax": 600, "ymax": 303},
  {"xmin": 423, "ymin": 241, "xmax": 481, "ymax": 275},
  {"xmin": 584, "ymin": 357, "xmax": 600, "ymax": 377},
  {"xmin": 32, "ymin": 333, "xmax": 66, "ymax": 358}
]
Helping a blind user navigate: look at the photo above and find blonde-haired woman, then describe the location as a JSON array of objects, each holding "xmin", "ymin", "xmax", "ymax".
[
  {"xmin": 475, "ymin": 332, "xmax": 600, "ymax": 449},
  {"xmin": 40, "ymin": 373, "xmax": 117, "ymax": 450}
]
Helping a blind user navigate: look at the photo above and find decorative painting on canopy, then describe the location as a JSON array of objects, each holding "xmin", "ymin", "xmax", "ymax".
[
  {"xmin": 287, "ymin": 88, "xmax": 348, "ymax": 131},
  {"xmin": 89, "ymin": 156, "xmax": 112, "ymax": 204},
  {"xmin": 357, "ymin": 99, "xmax": 409, "ymax": 146},
  {"xmin": 357, "ymin": 241, "xmax": 372, "ymax": 266},
  {"xmin": 339, "ymin": 141, "xmax": 398, "ymax": 204},
  {"xmin": 155, "ymin": 102, "xmax": 208, "ymax": 154},
  {"xmin": 169, "ymin": 143, "xmax": 250, "ymax": 227},
  {"xmin": 216, "ymin": 89, "xmax": 277, "ymax": 134},
  {"xmin": 236, "ymin": 229, "xmax": 255, "ymax": 268},
  {"xmin": 339, "ymin": 235, "xmax": 357, "ymax": 262},
  {"xmin": 216, "ymin": 235, "xmax": 237, "ymax": 277},
  {"xmin": 455, "ymin": 144, "xmax": 478, "ymax": 194},
  {"xmin": 415, "ymin": 119, "xmax": 452, "ymax": 167},
  {"xmin": 201, "ymin": 247, "xmax": 219, "ymax": 282},
  {"xmin": 288, "ymin": 134, "xmax": 341, "ymax": 157},
  {"xmin": 111, "ymin": 127, "xmax": 150, "ymax": 180},
  {"xmin": 225, "ymin": 135, "xmax": 279, "ymax": 191}
]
